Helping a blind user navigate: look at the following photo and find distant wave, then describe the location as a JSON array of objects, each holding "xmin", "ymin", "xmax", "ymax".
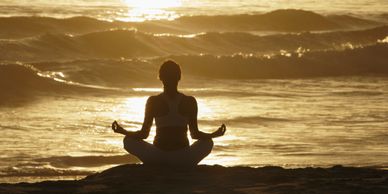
[
  {"xmin": 329, "ymin": 91, "xmax": 384, "ymax": 96},
  {"xmin": 0, "ymin": 9, "xmax": 384, "ymax": 39},
  {"xmin": 1, "ymin": 26, "xmax": 388, "ymax": 61},
  {"xmin": 0, "ymin": 16, "xmax": 117, "ymax": 39},
  {"xmin": 176, "ymin": 9, "xmax": 381, "ymax": 32}
]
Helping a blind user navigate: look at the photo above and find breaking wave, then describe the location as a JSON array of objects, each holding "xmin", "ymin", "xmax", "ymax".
[
  {"xmin": 1, "ymin": 42, "xmax": 387, "ymax": 100},
  {"xmin": 167, "ymin": 43, "xmax": 388, "ymax": 79},
  {"xmin": 0, "ymin": 62, "xmax": 120, "ymax": 106},
  {"xmin": 1, "ymin": 25, "xmax": 388, "ymax": 61},
  {"xmin": 1, "ymin": 9, "xmax": 387, "ymax": 105}
]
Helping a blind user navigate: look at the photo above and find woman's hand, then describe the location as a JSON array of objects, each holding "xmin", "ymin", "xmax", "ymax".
[
  {"xmin": 211, "ymin": 124, "xmax": 226, "ymax": 138},
  {"xmin": 112, "ymin": 120, "xmax": 126, "ymax": 134}
]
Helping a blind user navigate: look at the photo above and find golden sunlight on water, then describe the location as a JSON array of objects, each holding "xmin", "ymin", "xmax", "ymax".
[
  {"xmin": 121, "ymin": 96, "xmax": 148, "ymax": 122},
  {"xmin": 2, "ymin": 76, "xmax": 388, "ymax": 183},
  {"xmin": 123, "ymin": 0, "xmax": 182, "ymax": 9},
  {"xmin": 118, "ymin": 0, "xmax": 182, "ymax": 21}
]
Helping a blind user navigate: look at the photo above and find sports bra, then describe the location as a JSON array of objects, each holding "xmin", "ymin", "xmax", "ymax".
[{"xmin": 155, "ymin": 93, "xmax": 189, "ymax": 128}]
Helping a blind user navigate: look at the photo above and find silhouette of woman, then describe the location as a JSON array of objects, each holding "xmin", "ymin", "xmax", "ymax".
[{"xmin": 112, "ymin": 60, "xmax": 226, "ymax": 166}]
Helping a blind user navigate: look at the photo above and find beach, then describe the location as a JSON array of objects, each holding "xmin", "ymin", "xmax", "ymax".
[{"xmin": 1, "ymin": 164, "xmax": 388, "ymax": 194}]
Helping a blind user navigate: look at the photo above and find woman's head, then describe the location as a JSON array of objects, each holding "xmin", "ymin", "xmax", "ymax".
[{"xmin": 159, "ymin": 60, "xmax": 181, "ymax": 86}]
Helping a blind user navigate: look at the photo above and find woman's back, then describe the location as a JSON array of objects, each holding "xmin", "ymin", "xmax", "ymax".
[{"xmin": 150, "ymin": 92, "xmax": 196, "ymax": 151}]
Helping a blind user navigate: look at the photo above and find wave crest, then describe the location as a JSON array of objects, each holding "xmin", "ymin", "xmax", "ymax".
[
  {"xmin": 1, "ymin": 25, "xmax": 388, "ymax": 61},
  {"xmin": 0, "ymin": 63, "xmax": 112, "ymax": 106},
  {"xmin": 0, "ymin": 9, "xmax": 383, "ymax": 39},
  {"xmin": 168, "ymin": 43, "xmax": 388, "ymax": 79}
]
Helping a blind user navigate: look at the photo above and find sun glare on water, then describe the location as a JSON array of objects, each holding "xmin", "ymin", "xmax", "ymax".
[
  {"xmin": 123, "ymin": 0, "xmax": 182, "ymax": 9},
  {"xmin": 119, "ymin": 0, "xmax": 182, "ymax": 22}
]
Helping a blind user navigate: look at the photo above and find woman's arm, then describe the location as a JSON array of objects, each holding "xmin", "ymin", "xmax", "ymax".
[
  {"xmin": 112, "ymin": 97, "xmax": 154, "ymax": 139},
  {"xmin": 188, "ymin": 97, "xmax": 226, "ymax": 139}
]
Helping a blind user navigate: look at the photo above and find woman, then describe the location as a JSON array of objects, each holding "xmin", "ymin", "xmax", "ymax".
[{"xmin": 112, "ymin": 60, "xmax": 226, "ymax": 166}]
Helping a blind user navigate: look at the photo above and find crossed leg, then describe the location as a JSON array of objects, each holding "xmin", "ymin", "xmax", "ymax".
[{"xmin": 123, "ymin": 136, "xmax": 213, "ymax": 166}]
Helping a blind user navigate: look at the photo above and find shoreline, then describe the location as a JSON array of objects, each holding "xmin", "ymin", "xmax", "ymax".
[{"xmin": 1, "ymin": 164, "xmax": 387, "ymax": 194}]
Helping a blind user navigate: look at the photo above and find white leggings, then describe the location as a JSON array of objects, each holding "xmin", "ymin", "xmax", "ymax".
[{"xmin": 123, "ymin": 136, "xmax": 213, "ymax": 166}]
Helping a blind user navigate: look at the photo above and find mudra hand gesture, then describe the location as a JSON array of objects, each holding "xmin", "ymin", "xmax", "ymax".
[
  {"xmin": 211, "ymin": 124, "xmax": 226, "ymax": 138},
  {"xmin": 112, "ymin": 120, "xmax": 126, "ymax": 134}
]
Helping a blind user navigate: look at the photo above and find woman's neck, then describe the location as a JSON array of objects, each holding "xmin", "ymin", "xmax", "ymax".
[{"xmin": 163, "ymin": 86, "xmax": 178, "ymax": 97}]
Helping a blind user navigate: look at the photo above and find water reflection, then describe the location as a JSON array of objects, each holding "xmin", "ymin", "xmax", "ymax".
[
  {"xmin": 116, "ymin": 8, "xmax": 179, "ymax": 22},
  {"xmin": 117, "ymin": 0, "xmax": 182, "ymax": 22}
]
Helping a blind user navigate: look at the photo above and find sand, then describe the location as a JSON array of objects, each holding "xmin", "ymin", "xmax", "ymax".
[{"xmin": 0, "ymin": 164, "xmax": 387, "ymax": 194}]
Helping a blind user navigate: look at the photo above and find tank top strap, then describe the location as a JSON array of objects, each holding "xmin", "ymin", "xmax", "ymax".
[
  {"xmin": 162, "ymin": 93, "xmax": 182, "ymax": 111},
  {"xmin": 155, "ymin": 92, "xmax": 188, "ymax": 128}
]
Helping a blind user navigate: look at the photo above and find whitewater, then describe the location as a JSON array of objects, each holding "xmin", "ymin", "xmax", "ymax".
[{"xmin": 0, "ymin": 0, "xmax": 388, "ymax": 183}]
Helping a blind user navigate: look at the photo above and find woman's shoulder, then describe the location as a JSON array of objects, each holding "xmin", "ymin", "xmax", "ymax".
[
  {"xmin": 180, "ymin": 93, "xmax": 197, "ymax": 105},
  {"xmin": 147, "ymin": 94, "xmax": 163, "ymax": 103}
]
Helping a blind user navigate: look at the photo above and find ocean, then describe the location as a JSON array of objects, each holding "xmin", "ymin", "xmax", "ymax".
[{"xmin": 0, "ymin": 0, "xmax": 388, "ymax": 183}]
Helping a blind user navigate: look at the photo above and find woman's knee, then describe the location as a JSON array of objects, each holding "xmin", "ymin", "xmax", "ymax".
[
  {"xmin": 200, "ymin": 138, "xmax": 214, "ymax": 149},
  {"xmin": 192, "ymin": 138, "xmax": 214, "ymax": 153},
  {"xmin": 123, "ymin": 135, "xmax": 139, "ymax": 151},
  {"xmin": 186, "ymin": 138, "xmax": 214, "ymax": 165}
]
